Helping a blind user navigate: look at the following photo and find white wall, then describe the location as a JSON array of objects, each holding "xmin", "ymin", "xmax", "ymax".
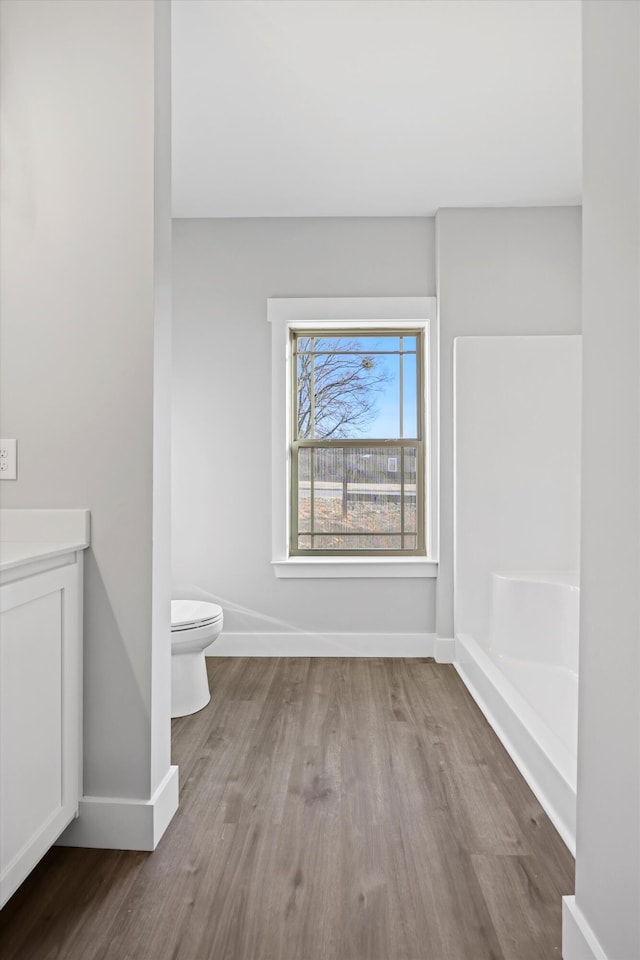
[
  {"xmin": 150, "ymin": 0, "xmax": 173, "ymax": 797},
  {"xmin": 172, "ymin": 217, "xmax": 436, "ymax": 638},
  {"xmin": 563, "ymin": 3, "xmax": 640, "ymax": 958},
  {"xmin": 436, "ymin": 207, "xmax": 582, "ymax": 641},
  {"xmin": 0, "ymin": 0, "xmax": 173, "ymax": 825},
  {"xmin": 454, "ymin": 336, "xmax": 582, "ymax": 650}
]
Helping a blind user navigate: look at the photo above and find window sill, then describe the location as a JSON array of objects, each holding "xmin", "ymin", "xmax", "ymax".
[{"xmin": 271, "ymin": 558, "xmax": 438, "ymax": 579}]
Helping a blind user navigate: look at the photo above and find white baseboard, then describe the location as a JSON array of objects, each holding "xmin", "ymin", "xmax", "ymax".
[
  {"xmin": 434, "ymin": 636, "xmax": 456, "ymax": 663},
  {"xmin": 562, "ymin": 897, "xmax": 609, "ymax": 960},
  {"xmin": 206, "ymin": 632, "xmax": 436, "ymax": 657},
  {"xmin": 57, "ymin": 765, "xmax": 179, "ymax": 852}
]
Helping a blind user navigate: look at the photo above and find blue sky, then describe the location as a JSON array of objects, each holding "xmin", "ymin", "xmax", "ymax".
[
  {"xmin": 358, "ymin": 350, "xmax": 418, "ymax": 439},
  {"xmin": 347, "ymin": 337, "xmax": 417, "ymax": 439}
]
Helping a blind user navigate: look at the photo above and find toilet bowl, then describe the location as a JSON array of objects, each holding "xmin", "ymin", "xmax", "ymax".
[{"xmin": 171, "ymin": 599, "xmax": 223, "ymax": 718}]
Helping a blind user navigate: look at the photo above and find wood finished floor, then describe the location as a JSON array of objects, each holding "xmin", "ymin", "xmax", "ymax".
[{"xmin": 0, "ymin": 658, "xmax": 574, "ymax": 960}]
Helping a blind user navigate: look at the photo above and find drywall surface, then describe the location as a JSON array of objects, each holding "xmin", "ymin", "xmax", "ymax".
[
  {"xmin": 568, "ymin": 3, "xmax": 640, "ymax": 959},
  {"xmin": 172, "ymin": 217, "xmax": 436, "ymax": 636},
  {"xmin": 0, "ymin": 0, "xmax": 172, "ymax": 804},
  {"xmin": 436, "ymin": 206, "xmax": 582, "ymax": 640},
  {"xmin": 454, "ymin": 335, "xmax": 581, "ymax": 650},
  {"xmin": 150, "ymin": 0, "xmax": 173, "ymax": 797}
]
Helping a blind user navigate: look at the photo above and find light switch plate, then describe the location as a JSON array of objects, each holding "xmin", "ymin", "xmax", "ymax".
[{"xmin": 0, "ymin": 439, "xmax": 17, "ymax": 480}]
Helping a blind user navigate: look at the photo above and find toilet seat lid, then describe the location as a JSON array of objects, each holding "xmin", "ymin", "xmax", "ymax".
[{"xmin": 171, "ymin": 599, "xmax": 223, "ymax": 629}]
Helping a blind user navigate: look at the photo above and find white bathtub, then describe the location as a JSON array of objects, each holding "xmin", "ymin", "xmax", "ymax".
[
  {"xmin": 491, "ymin": 571, "xmax": 579, "ymax": 756},
  {"xmin": 456, "ymin": 570, "xmax": 579, "ymax": 853}
]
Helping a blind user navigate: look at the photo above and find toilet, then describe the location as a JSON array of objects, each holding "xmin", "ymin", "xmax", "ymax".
[{"xmin": 170, "ymin": 599, "xmax": 224, "ymax": 718}]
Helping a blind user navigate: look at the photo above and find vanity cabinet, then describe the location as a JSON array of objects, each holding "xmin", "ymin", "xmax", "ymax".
[{"xmin": 0, "ymin": 547, "xmax": 84, "ymax": 908}]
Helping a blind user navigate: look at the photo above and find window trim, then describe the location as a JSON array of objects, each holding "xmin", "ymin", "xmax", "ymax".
[{"xmin": 267, "ymin": 297, "xmax": 438, "ymax": 579}]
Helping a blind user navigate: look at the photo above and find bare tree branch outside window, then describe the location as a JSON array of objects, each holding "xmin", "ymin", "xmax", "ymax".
[{"xmin": 297, "ymin": 338, "xmax": 392, "ymax": 439}]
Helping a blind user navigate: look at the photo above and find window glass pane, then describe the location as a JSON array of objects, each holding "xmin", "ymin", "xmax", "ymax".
[
  {"xmin": 294, "ymin": 332, "xmax": 423, "ymax": 440},
  {"xmin": 297, "ymin": 448, "xmax": 312, "ymax": 532},
  {"xmin": 345, "ymin": 446, "xmax": 402, "ymax": 532},
  {"xmin": 310, "ymin": 447, "xmax": 344, "ymax": 531},
  {"xmin": 403, "ymin": 447, "xmax": 418, "ymax": 534},
  {"xmin": 294, "ymin": 445, "xmax": 422, "ymax": 550},
  {"xmin": 295, "ymin": 339, "xmax": 401, "ymax": 440},
  {"xmin": 291, "ymin": 327, "xmax": 424, "ymax": 555},
  {"xmin": 402, "ymin": 352, "xmax": 418, "ymax": 438},
  {"xmin": 314, "ymin": 446, "xmax": 403, "ymax": 533},
  {"xmin": 297, "ymin": 355, "xmax": 313, "ymax": 438},
  {"xmin": 356, "ymin": 354, "xmax": 400, "ymax": 439},
  {"xmin": 295, "ymin": 443, "xmax": 422, "ymax": 551}
]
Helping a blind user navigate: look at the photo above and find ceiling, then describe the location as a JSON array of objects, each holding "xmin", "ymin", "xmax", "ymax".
[{"xmin": 171, "ymin": 0, "xmax": 581, "ymax": 219}]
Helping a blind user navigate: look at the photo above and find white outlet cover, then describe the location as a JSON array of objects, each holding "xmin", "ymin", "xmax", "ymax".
[{"xmin": 0, "ymin": 439, "xmax": 17, "ymax": 480}]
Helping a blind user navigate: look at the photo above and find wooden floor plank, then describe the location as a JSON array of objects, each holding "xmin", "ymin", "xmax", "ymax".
[
  {"xmin": 0, "ymin": 658, "xmax": 574, "ymax": 960},
  {"xmin": 471, "ymin": 853, "xmax": 570, "ymax": 960},
  {"xmin": 0, "ymin": 848, "xmax": 147, "ymax": 960},
  {"xmin": 256, "ymin": 818, "xmax": 344, "ymax": 960},
  {"xmin": 221, "ymin": 658, "xmax": 309, "ymax": 826},
  {"xmin": 398, "ymin": 811, "xmax": 508, "ymax": 960}
]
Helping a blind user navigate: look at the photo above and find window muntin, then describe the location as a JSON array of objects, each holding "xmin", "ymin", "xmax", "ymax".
[{"xmin": 290, "ymin": 330, "xmax": 425, "ymax": 556}]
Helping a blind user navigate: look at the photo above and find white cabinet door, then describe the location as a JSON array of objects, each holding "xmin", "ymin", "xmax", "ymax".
[{"xmin": 0, "ymin": 562, "xmax": 80, "ymax": 907}]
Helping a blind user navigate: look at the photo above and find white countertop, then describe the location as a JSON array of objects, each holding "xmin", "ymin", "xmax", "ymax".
[
  {"xmin": 0, "ymin": 540, "xmax": 89, "ymax": 573},
  {"xmin": 0, "ymin": 509, "xmax": 90, "ymax": 573}
]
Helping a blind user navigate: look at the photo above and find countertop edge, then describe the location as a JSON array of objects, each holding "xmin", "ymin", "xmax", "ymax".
[{"xmin": 0, "ymin": 540, "xmax": 90, "ymax": 573}]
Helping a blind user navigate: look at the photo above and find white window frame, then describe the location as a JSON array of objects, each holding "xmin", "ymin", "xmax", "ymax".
[{"xmin": 267, "ymin": 297, "xmax": 438, "ymax": 579}]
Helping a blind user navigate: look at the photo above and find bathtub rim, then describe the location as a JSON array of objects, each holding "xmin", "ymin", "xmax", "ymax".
[
  {"xmin": 489, "ymin": 568, "xmax": 581, "ymax": 678},
  {"xmin": 492, "ymin": 569, "xmax": 580, "ymax": 589}
]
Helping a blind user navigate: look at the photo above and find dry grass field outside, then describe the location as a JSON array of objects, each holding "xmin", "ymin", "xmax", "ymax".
[{"xmin": 297, "ymin": 496, "xmax": 417, "ymax": 550}]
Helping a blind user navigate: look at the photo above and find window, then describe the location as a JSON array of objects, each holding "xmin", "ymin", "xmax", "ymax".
[
  {"xmin": 291, "ymin": 331, "xmax": 425, "ymax": 556},
  {"xmin": 268, "ymin": 297, "xmax": 438, "ymax": 578}
]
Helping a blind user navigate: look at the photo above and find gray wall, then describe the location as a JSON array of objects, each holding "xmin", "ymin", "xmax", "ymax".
[
  {"xmin": 172, "ymin": 217, "xmax": 436, "ymax": 635},
  {"xmin": 571, "ymin": 3, "xmax": 640, "ymax": 957},
  {"xmin": 172, "ymin": 211, "xmax": 582, "ymax": 643},
  {"xmin": 435, "ymin": 206, "xmax": 582, "ymax": 639},
  {"xmin": 0, "ymin": 0, "xmax": 172, "ymax": 802}
]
